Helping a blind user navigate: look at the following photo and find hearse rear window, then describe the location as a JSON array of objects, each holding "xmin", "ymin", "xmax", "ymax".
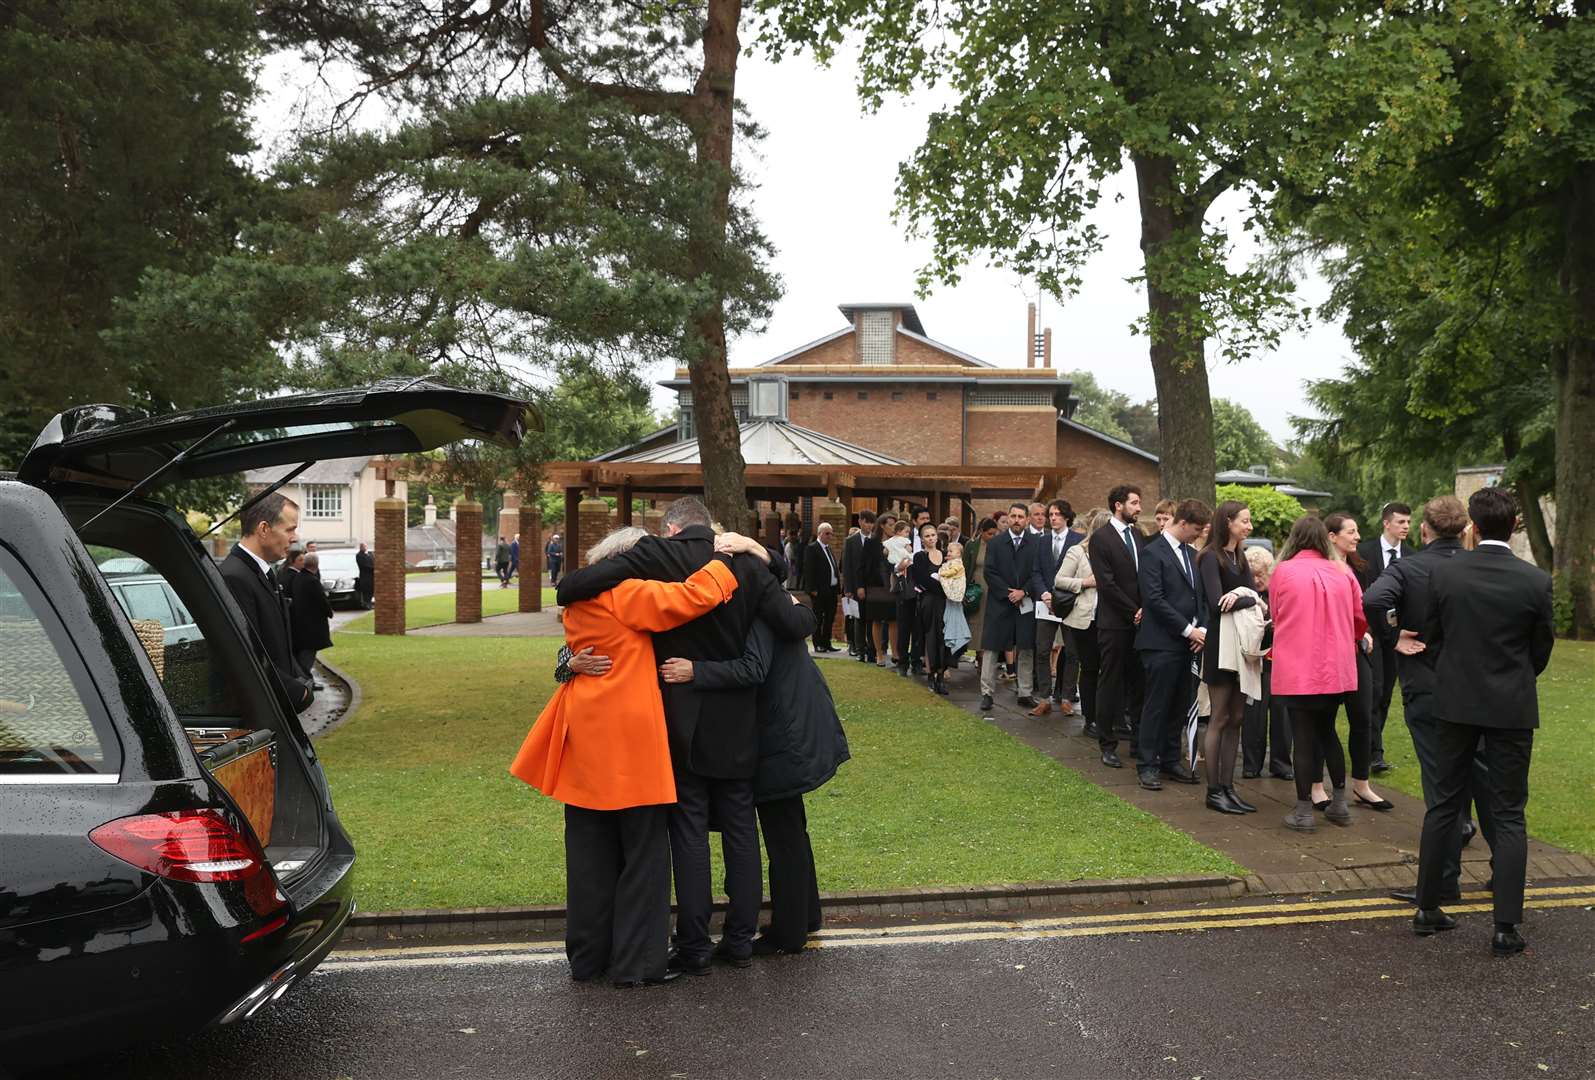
[{"xmin": 0, "ymin": 551, "xmax": 120, "ymax": 777}]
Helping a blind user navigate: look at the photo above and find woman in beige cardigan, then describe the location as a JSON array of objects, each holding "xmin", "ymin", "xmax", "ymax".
[{"xmin": 1054, "ymin": 509, "xmax": 1111, "ymax": 733}]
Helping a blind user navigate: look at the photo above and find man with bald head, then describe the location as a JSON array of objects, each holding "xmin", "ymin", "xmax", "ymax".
[{"xmin": 803, "ymin": 521, "xmax": 841, "ymax": 653}]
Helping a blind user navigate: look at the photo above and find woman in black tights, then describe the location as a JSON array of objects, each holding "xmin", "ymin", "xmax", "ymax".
[
  {"xmin": 910, "ymin": 525, "xmax": 950, "ymax": 695},
  {"xmin": 1196, "ymin": 501, "xmax": 1261, "ymax": 815}
]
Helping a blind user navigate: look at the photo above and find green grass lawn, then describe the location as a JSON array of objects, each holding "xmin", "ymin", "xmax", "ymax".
[
  {"xmin": 1374, "ymin": 639, "xmax": 1594, "ymax": 856},
  {"xmin": 340, "ymin": 587, "xmax": 559, "ymax": 632},
  {"xmin": 319, "ymin": 634, "xmax": 1243, "ymax": 911}
]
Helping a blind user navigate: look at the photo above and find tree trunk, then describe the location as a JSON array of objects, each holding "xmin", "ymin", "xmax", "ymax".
[
  {"xmin": 1133, "ymin": 153, "xmax": 1217, "ymax": 504},
  {"xmin": 1556, "ymin": 159, "xmax": 1595, "ymax": 638},
  {"xmin": 1503, "ymin": 425, "xmax": 1554, "ymax": 571},
  {"xmin": 683, "ymin": 0, "xmax": 749, "ymax": 530}
]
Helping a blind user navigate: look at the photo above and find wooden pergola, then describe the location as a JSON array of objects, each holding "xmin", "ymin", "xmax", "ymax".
[{"xmin": 544, "ymin": 459, "xmax": 1077, "ymax": 575}]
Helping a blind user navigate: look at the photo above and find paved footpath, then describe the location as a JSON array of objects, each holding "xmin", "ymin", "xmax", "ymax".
[{"xmin": 59, "ymin": 889, "xmax": 1595, "ymax": 1080}]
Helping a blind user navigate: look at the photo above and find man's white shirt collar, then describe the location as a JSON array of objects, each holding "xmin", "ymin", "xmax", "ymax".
[
  {"xmin": 239, "ymin": 543, "xmax": 273, "ymax": 578},
  {"xmin": 1162, "ymin": 529, "xmax": 1186, "ymax": 557},
  {"xmin": 1477, "ymin": 539, "xmax": 1512, "ymax": 550}
]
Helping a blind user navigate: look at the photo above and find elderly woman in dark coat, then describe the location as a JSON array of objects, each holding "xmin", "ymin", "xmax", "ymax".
[{"xmin": 660, "ymin": 600, "xmax": 850, "ymax": 955}]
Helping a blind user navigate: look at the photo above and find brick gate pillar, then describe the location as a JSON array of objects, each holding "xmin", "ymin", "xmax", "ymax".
[
  {"xmin": 816, "ymin": 499, "xmax": 849, "ymax": 642},
  {"xmin": 373, "ymin": 496, "xmax": 408, "ymax": 635},
  {"xmin": 574, "ymin": 497, "xmax": 611, "ymax": 574},
  {"xmin": 519, "ymin": 499, "xmax": 542, "ymax": 613},
  {"xmin": 454, "ymin": 497, "xmax": 483, "ymax": 624}
]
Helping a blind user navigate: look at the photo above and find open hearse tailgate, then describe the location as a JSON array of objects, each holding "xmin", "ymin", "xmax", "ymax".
[{"xmin": 17, "ymin": 378, "xmax": 538, "ymax": 490}]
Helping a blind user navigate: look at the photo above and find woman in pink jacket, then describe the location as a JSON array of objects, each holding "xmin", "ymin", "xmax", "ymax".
[{"xmin": 1268, "ymin": 514, "xmax": 1369, "ymax": 832}]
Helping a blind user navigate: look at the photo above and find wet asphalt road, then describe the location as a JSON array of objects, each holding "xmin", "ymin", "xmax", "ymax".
[{"xmin": 54, "ymin": 898, "xmax": 1595, "ymax": 1080}]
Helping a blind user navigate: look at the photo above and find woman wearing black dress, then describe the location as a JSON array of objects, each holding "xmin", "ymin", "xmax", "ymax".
[
  {"xmin": 910, "ymin": 524, "xmax": 950, "ymax": 695},
  {"xmin": 861, "ymin": 517, "xmax": 896, "ymax": 666},
  {"xmin": 1197, "ymin": 500, "xmax": 1261, "ymax": 815}
]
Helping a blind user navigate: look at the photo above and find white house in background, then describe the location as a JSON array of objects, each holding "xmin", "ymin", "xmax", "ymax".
[{"xmin": 242, "ymin": 457, "xmax": 407, "ymax": 548}]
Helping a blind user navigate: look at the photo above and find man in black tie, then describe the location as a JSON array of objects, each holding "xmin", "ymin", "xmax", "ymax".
[
  {"xmin": 1413, "ymin": 487, "xmax": 1554, "ymax": 954},
  {"xmin": 978, "ymin": 503, "xmax": 1038, "ymax": 712},
  {"xmin": 842, "ymin": 509, "xmax": 875, "ymax": 661},
  {"xmin": 803, "ymin": 522, "xmax": 841, "ymax": 653},
  {"xmin": 1087, "ymin": 484, "xmax": 1146, "ymax": 769},
  {"xmin": 1363, "ymin": 496, "xmax": 1491, "ymax": 906},
  {"xmin": 1133, "ymin": 498, "xmax": 1211, "ymax": 791},
  {"xmin": 1029, "ymin": 499, "xmax": 1082, "ymax": 717},
  {"xmin": 218, "ymin": 493, "xmax": 314, "ymax": 712},
  {"xmin": 1356, "ymin": 501, "xmax": 1414, "ymax": 772}
]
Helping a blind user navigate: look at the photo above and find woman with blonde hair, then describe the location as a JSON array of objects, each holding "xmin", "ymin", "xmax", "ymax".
[
  {"xmin": 1054, "ymin": 508, "xmax": 1110, "ymax": 741},
  {"xmin": 510, "ymin": 526, "xmax": 760, "ymax": 988}
]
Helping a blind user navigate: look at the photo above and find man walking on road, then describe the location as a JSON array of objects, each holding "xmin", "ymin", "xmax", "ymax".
[{"xmin": 1412, "ymin": 487, "xmax": 1554, "ymax": 955}]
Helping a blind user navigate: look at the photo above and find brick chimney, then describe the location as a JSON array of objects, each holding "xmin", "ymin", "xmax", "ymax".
[
  {"xmin": 1044, "ymin": 327, "xmax": 1053, "ymax": 369},
  {"xmin": 424, "ymin": 495, "xmax": 437, "ymax": 527}
]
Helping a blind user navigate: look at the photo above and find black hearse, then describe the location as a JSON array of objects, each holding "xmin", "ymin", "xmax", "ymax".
[{"xmin": 0, "ymin": 380, "xmax": 533, "ymax": 1063}]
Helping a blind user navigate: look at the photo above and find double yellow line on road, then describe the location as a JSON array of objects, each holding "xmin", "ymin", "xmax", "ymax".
[{"xmin": 321, "ymin": 884, "xmax": 1595, "ymax": 972}]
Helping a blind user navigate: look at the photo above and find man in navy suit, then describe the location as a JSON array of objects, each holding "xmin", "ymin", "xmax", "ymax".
[
  {"xmin": 1029, "ymin": 499, "xmax": 1083, "ymax": 716},
  {"xmin": 1133, "ymin": 499, "xmax": 1212, "ymax": 790},
  {"xmin": 979, "ymin": 503, "xmax": 1039, "ymax": 712}
]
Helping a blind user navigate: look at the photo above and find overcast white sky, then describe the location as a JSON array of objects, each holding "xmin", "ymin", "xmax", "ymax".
[{"xmin": 255, "ymin": 43, "xmax": 1352, "ymax": 443}]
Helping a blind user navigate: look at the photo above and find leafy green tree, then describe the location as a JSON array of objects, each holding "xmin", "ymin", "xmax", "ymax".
[
  {"xmin": 1213, "ymin": 483, "xmax": 1303, "ymax": 547},
  {"xmin": 0, "ymin": 0, "xmax": 276, "ymax": 475},
  {"xmin": 1211, "ymin": 398, "xmax": 1278, "ymax": 473},
  {"xmin": 758, "ymin": 0, "xmax": 1309, "ymax": 502},
  {"xmin": 1060, "ymin": 370, "xmax": 1132, "ymax": 443},
  {"xmin": 1115, "ymin": 401, "xmax": 1163, "ymax": 458}
]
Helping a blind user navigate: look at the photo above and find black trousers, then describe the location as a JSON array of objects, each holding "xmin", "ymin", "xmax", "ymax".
[
  {"xmin": 895, "ymin": 596, "xmax": 921, "ymax": 667},
  {"xmin": 1067, "ymin": 624, "xmax": 1100, "ymax": 727},
  {"xmin": 1137, "ymin": 648, "xmax": 1191, "ymax": 771},
  {"xmin": 564, "ymin": 804, "xmax": 671, "ymax": 982},
  {"xmin": 1095, "ymin": 626, "xmax": 1144, "ymax": 754},
  {"xmin": 810, "ymin": 589, "xmax": 837, "ymax": 649},
  {"xmin": 1370, "ymin": 636, "xmax": 1399, "ymax": 759},
  {"xmin": 756, "ymin": 796, "xmax": 822, "ymax": 952},
  {"xmin": 1404, "ymin": 691, "xmax": 1495, "ymax": 898},
  {"xmin": 1241, "ymin": 660, "xmax": 1293, "ymax": 776},
  {"xmin": 1418, "ymin": 721, "xmax": 1532, "ymax": 923},
  {"xmin": 548, "ymin": 557, "xmax": 562, "ymax": 584},
  {"xmin": 669, "ymin": 768, "xmax": 761, "ymax": 960},
  {"xmin": 1288, "ymin": 695, "xmax": 1348, "ymax": 802},
  {"xmin": 295, "ymin": 648, "xmax": 318, "ymax": 679},
  {"xmin": 916, "ymin": 592, "xmax": 947, "ymax": 674}
]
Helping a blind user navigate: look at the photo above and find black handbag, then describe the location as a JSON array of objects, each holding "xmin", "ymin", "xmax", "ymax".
[{"xmin": 1050, "ymin": 589, "xmax": 1079, "ymax": 619}]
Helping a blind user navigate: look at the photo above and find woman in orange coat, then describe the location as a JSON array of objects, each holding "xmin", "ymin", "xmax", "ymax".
[{"xmin": 509, "ymin": 526, "xmax": 760, "ymax": 988}]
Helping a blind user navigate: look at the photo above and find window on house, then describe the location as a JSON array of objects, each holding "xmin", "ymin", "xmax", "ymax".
[
  {"xmin": 857, "ymin": 391, "xmax": 869, "ymax": 401},
  {"xmin": 790, "ymin": 389, "xmax": 800, "ymax": 401},
  {"xmin": 304, "ymin": 485, "xmax": 343, "ymax": 519},
  {"xmin": 823, "ymin": 391, "xmax": 833, "ymax": 401},
  {"xmin": 680, "ymin": 408, "xmax": 695, "ymax": 439},
  {"xmin": 926, "ymin": 392, "xmax": 939, "ymax": 402},
  {"xmin": 891, "ymin": 391, "xmax": 905, "ymax": 402},
  {"xmin": 859, "ymin": 310, "xmax": 894, "ymax": 364}
]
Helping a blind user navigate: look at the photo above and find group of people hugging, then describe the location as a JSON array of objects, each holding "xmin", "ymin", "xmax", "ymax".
[{"xmin": 509, "ymin": 496, "xmax": 850, "ymax": 988}]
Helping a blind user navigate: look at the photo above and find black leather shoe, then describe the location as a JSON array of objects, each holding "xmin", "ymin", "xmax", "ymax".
[
  {"xmin": 1101, "ymin": 751, "xmax": 1123, "ymax": 769},
  {"xmin": 979, "ymin": 694, "xmax": 994, "ymax": 712},
  {"xmin": 1391, "ymin": 888, "xmax": 1461, "ymax": 905},
  {"xmin": 1242, "ymin": 768, "xmax": 1262, "ymax": 780},
  {"xmin": 1161, "ymin": 763, "xmax": 1199, "ymax": 785},
  {"xmin": 1137, "ymin": 770, "xmax": 1163, "ymax": 791},
  {"xmin": 1205, "ymin": 788, "xmax": 1247, "ymax": 815},
  {"xmin": 1268, "ymin": 766, "xmax": 1296, "ymax": 781},
  {"xmin": 1015, "ymin": 695, "xmax": 1038, "ymax": 708},
  {"xmin": 1370, "ymin": 758, "xmax": 1393, "ymax": 774},
  {"xmin": 1224, "ymin": 786, "xmax": 1257, "ymax": 812},
  {"xmin": 1413, "ymin": 908, "xmax": 1458, "ymax": 936},
  {"xmin": 712, "ymin": 946, "xmax": 753, "ymax": 969},
  {"xmin": 614, "ymin": 970, "xmax": 683, "ymax": 988},
  {"xmin": 667, "ymin": 952, "xmax": 712, "ymax": 976},
  {"xmin": 1354, "ymin": 793, "xmax": 1395, "ymax": 811},
  {"xmin": 1491, "ymin": 927, "xmax": 1527, "ymax": 955},
  {"xmin": 1081, "ymin": 722, "xmax": 1102, "ymax": 739},
  {"xmin": 1114, "ymin": 723, "xmax": 1133, "ymax": 738},
  {"xmin": 1461, "ymin": 821, "xmax": 1477, "ymax": 847}
]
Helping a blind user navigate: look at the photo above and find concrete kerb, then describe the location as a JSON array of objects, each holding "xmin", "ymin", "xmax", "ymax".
[{"xmin": 308, "ymin": 654, "xmax": 362, "ymax": 741}]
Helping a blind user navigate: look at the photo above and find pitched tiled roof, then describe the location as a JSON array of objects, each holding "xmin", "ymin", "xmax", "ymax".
[{"xmin": 615, "ymin": 419, "xmax": 906, "ymax": 466}]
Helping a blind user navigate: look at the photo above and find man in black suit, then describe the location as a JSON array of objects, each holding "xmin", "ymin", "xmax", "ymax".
[
  {"xmin": 978, "ymin": 503, "xmax": 1039, "ymax": 713},
  {"xmin": 1356, "ymin": 501, "xmax": 1414, "ymax": 772},
  {"xmin": 555, "ymin": 497, "xmax": 816, "ymax": 972},
  {"xmin": 802, "ymin": 522, "xmax": 841, "ymax": 653},
  {"xmin": 218, "ymin": 493, "xmax": 314, "ymax": 713},
  {"xmin": 1088, "ymin": 484, "xmax": 1146, "ymax": 769},
  {"xmin": 1363, "ymin": 496, "xmax": 1491, "ymax": 906},
  {"xmin": 1133, "ymin": 498, "xmax": 1211, "ymax": 791},
  {"xmin": 290, "ymin": 551, "xmax": 335, "ymax": 680},
  {"xmin": 1028, "ymin": 499, "xmax": 1081, "ymax": 716},
  {"xmin": 842, "ymin": 509, "xmax": 876, "ymax": 661},
  {"xmin": 355, "ymin": 541, "xmax": 374, "ymax": 609},
  {"xmin": 1413, "ymin": 487, "xmax": 1554, "ymax": 954}
]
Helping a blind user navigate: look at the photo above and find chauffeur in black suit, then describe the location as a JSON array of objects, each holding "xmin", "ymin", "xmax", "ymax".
[
  {"xmin": 1362, "ymin": 495, "xmax": 1490, "ymax": 906},
  {"xmin": 555, "ymin": 497, "xmax": 816, "ymax": 971},
  {"xmin": 1413, "ymin": 487, "xmax": 1554, "ymax": 955},
  {"xmin": 1133, "ymin": 499, "xmax": 1211, "ymax": 790},
  {"xmin": 218, "ymin": 492, "xmax": 314, "ymax": 713},
  {"xmin": 1088, "ymin": 484, "xmax": 1147, "ymax": 768},
  {"xmin": 842, "ymin": 509, "xmax": 874, "ymax": 659},
  {"xmin": 1355, "ymin": 502, "xmax": 1413, "ymax": 771}
]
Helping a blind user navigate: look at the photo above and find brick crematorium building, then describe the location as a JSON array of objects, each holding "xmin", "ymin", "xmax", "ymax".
[{"xmin": 550, "ymin": 301, "xmax": 1163, "ymax": 573}]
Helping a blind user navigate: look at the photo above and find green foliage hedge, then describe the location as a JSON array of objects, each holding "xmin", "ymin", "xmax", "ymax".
[{"xmin": 1214, "ymin": 483, "xmax": 1306, "ymax": 545}]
